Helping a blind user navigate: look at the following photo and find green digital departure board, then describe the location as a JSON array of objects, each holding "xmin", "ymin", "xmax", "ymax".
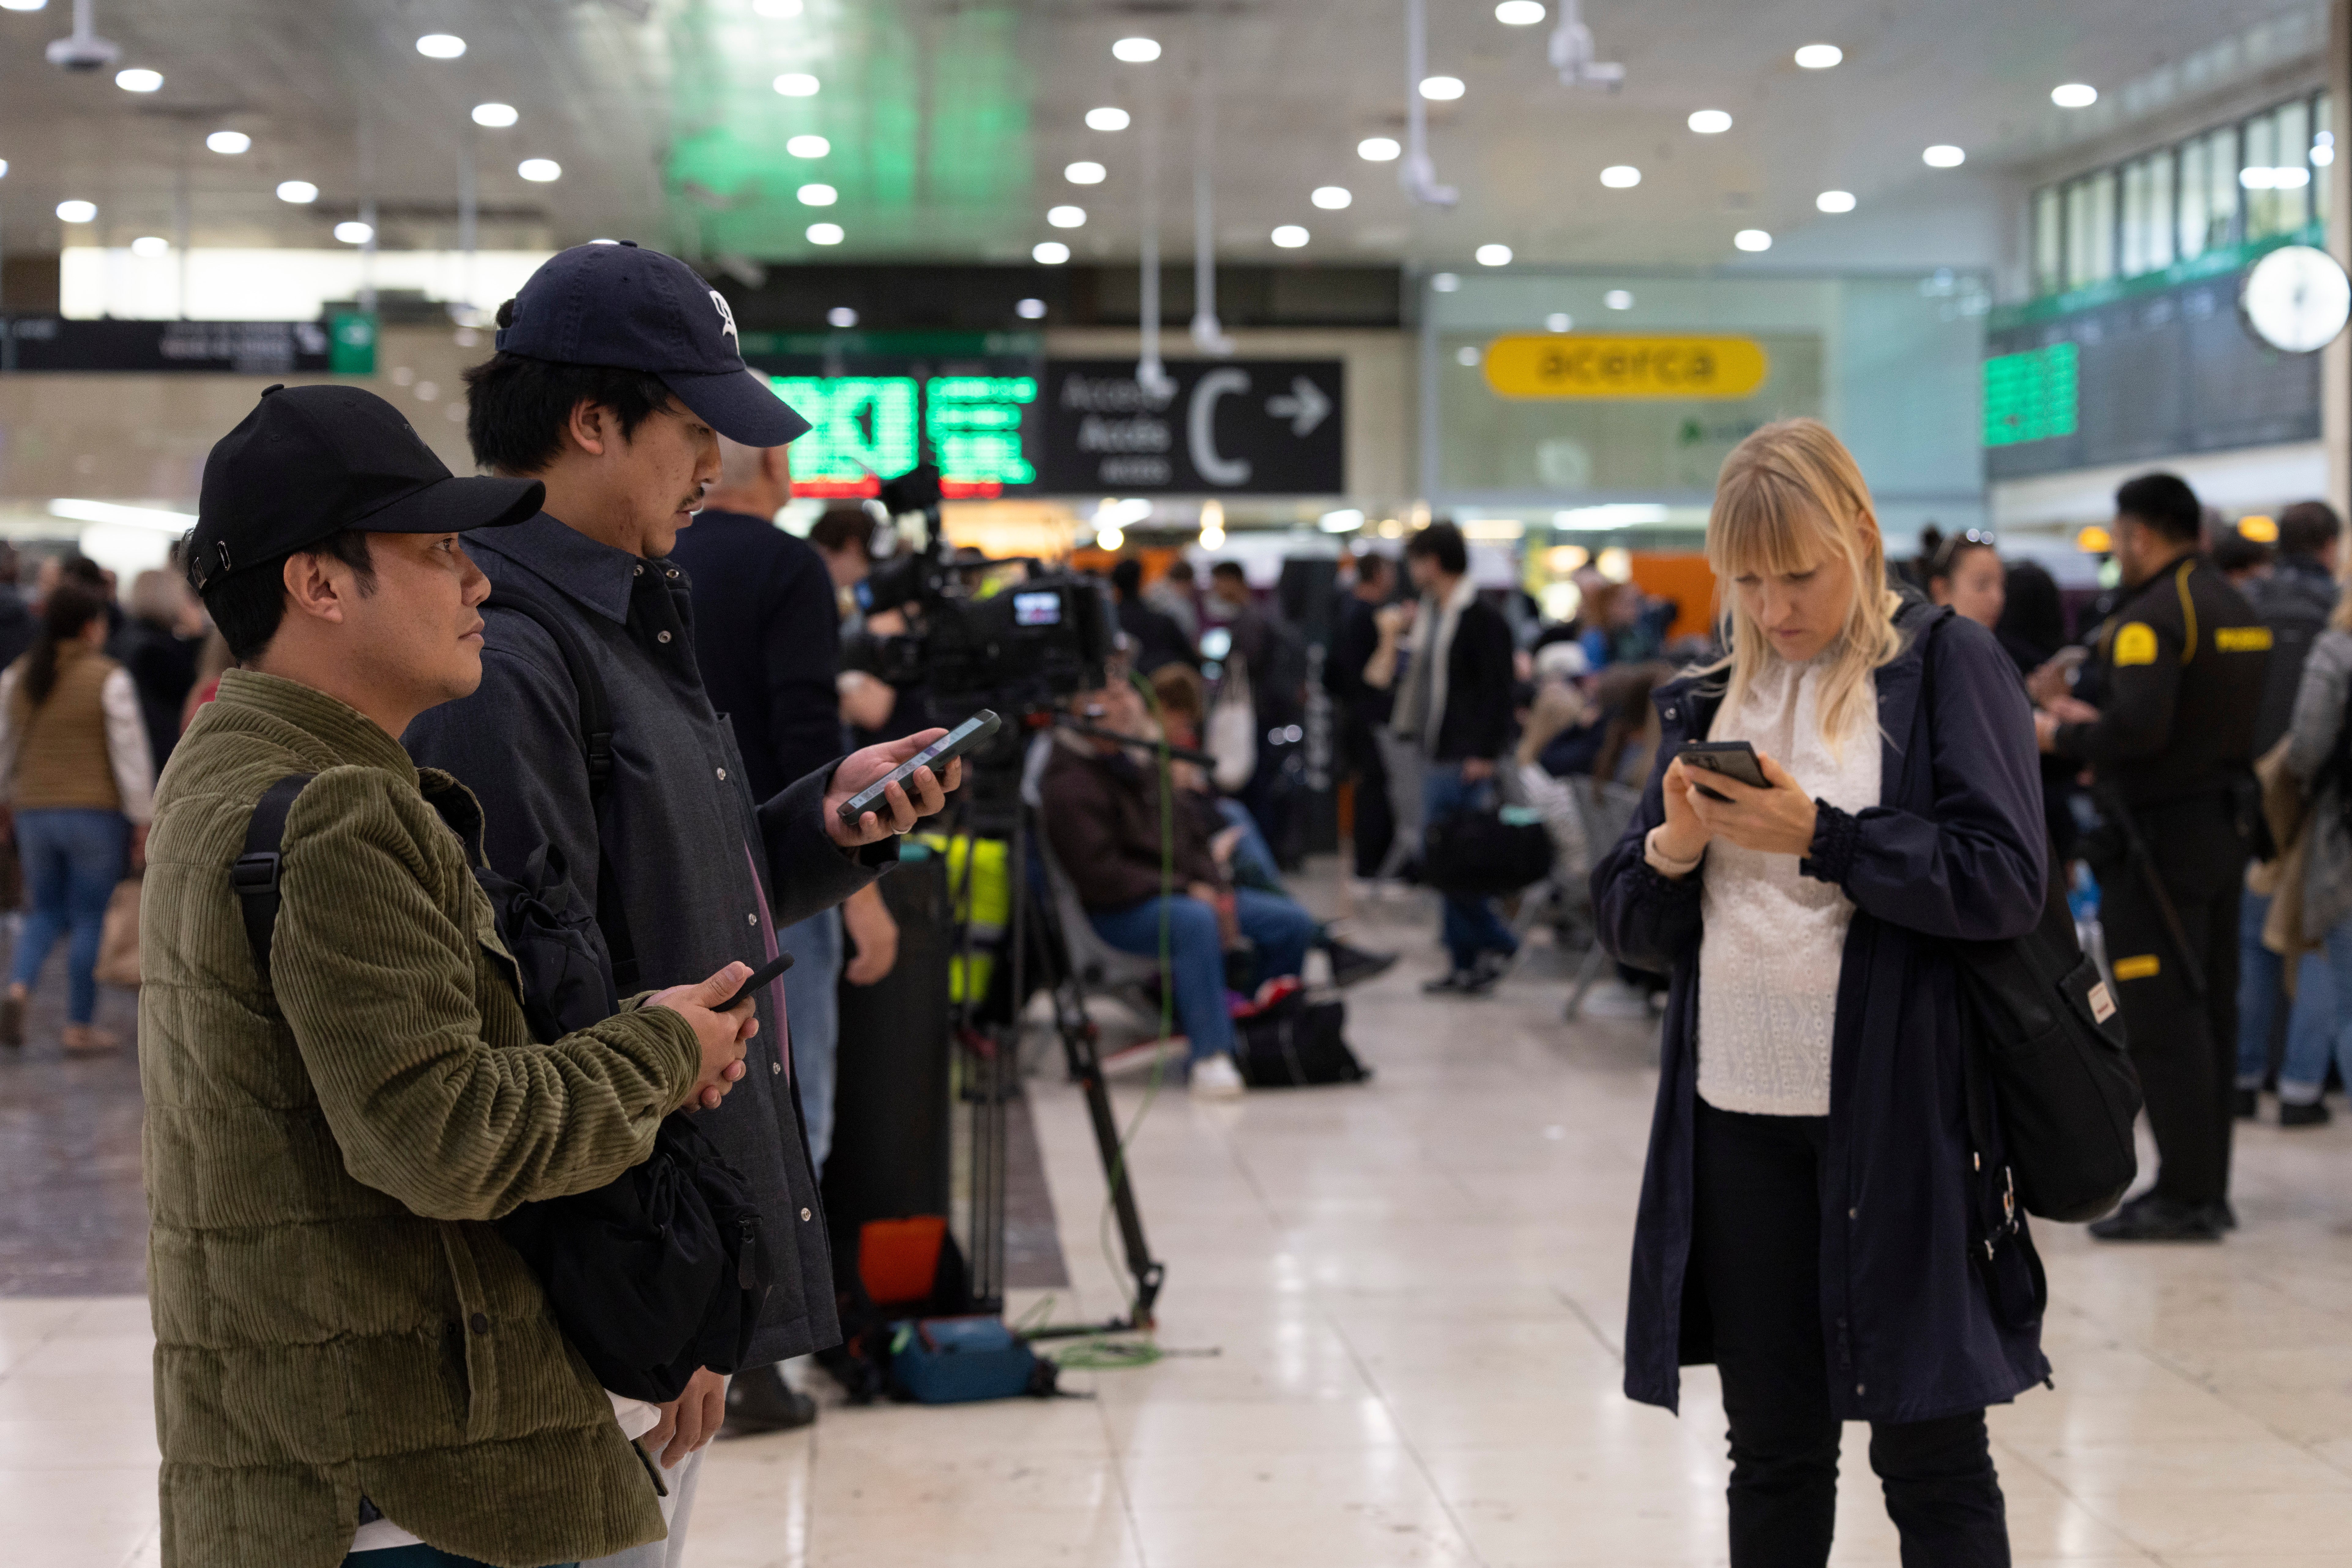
[
  {"xmin": 1982, "ymin": 343, "xmax": 2079, "ymax": 448},
  {"xmin": 768, "ymin": 376, "xmax": 921, "ymax": 497},
  {"xmin": 927, "ymin": 374, "xmax": 1037, "ymax": 492}
]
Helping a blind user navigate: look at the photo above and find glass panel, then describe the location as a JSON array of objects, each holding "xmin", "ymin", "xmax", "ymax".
[
  {"xmin": 2179, "ymin": 135, "xmax": 2211, "ymax": 259},
  {"xmin": 2202, "ymin": 126, "xmax": 2241, "ymax": 252},
  {"xmin": 2246, "ymin": 106, "xmax": 2288, "ymax": 238},
  {"xmin": 2034, "ymin": 186, "xmax": 2064, "ymax": 296},
  {"xmin": 2279, "ymin": 98, "xmax": 2312, "ymax": 229},
  {"xmin": 2065, "ymin": 178, "xmax": 2093, "ymax": 288},
  {"xmin": 2318, "ymin": 91, "xmax": 2334, "ymax": 226},
  {"xmin": 2147, "ymin": 148, "xmax": 2175, "ymax": 270},
  {"xmin": 2087, "ymin": 170, "xmax": 2116, "ymax": 283},
  {"xmin": 2120, "ymin": 158, "xmax": 2150, "ymax": 277}
]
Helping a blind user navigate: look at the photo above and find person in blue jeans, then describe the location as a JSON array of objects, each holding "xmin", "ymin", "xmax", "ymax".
[
  {"xmin": 1040, "ymin": 675, "xmax": 1319, "ymax": 1098},
  {"xmin": 2256, "ymin": 611, "xmax": 2352, "ymax": 1125},
  {"xmin": 0, "ymin": 579, "xmax": 154, "ymax": 1053}
]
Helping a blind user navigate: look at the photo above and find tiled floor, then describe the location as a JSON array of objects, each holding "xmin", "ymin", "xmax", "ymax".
[{"xmin": 11, "ymin": 872, "xmax": 2352, "ymax": 1565}]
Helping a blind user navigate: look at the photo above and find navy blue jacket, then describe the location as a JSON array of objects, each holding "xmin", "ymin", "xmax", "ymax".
[{"xmin": 1593, "ymin": 601, "xmax": 2053, "ymax": 1425}]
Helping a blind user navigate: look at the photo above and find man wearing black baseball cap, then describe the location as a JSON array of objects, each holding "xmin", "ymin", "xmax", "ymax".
[{"xmin": 406, "ymin": 242, "xmax": 963, "ymax": 1566}]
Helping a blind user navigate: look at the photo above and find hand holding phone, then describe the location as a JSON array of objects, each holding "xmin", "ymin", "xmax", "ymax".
[
  {"xmin": 1675, "ymin": 740, "xmax": 1768, "ymax": 803},
  {"xmin": 834, "ymin": 711, "xmax": 1001, "ymax": 829},
  {"xmin": 718, "ymin": 949, "xmax": 795, "ymax": 1012}
]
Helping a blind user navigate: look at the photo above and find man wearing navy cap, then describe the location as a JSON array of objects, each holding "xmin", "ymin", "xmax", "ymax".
[{"xmin": 406, "ymin": 243, "xmax": 963, "ymax": 1568}]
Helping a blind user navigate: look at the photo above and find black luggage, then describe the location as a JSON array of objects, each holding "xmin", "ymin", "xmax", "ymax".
[
  {"xmin": 1233, "ymin": 991, "xmax": 1371, "ymax": 1086},
  {"xmin": 1421, "ymin": 806, "xmax": 1552, "ymax": 897}
]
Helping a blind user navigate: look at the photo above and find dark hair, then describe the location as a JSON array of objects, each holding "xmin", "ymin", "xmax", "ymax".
[
  {"xmin": 198, "ymin": 530, "xmax": 376, "ymax": 662},
  {"xmin": 1405, "ymin": 520, "xmax": 1468, "ymax": 576},
  {"xmin": 1928, "ymin": 527, "xmax": 1998, "ymax": 581},
  {"xmin": 1997, "ymin": 560, "xmax": 2066, "ymax": 661},
  {"xmin": 2213, "ymin": 529, "xmax": 2274, "ymax": 576},
  {"xmin": 1355, "ymin": 551, "xmax": 1393, "ymax": 583},
  {"xmin": 1111, "ymin": 557, "xmax": 1144, "ymax": 598},
  {"xmin": 2114, "ymin": 472, "xmax": 2202, "ymax": 542},
  {"xmin": 461, "ymin": 302, "xmax": 675, "ymax": 473},
  {"xmin": 1208, "ymin": 560, "xmax": 1246, "ymax": 583},
  {"xmin": 2278, "ymin": 500, "xmax": 2343, "ymax": 557},
  {"xmin": 1149, "ymin": 661, "xmax": 1205, "ymax": 725},
  {"xmin": 807, "ymin": 506, "xmax": 873, "ymax": 556},
  {"xmin": 1163, "ymin": 558, "xmax": 1195, "ymax": 583},
  {"xmin": 20, "ymin": 580, "xmax": 109, "ymax": 709}
]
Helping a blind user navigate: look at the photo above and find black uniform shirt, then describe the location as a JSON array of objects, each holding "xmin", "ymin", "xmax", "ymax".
[{"xmin": 2053, "ymin": 553, "xmax": 2271, "ymax": 807}]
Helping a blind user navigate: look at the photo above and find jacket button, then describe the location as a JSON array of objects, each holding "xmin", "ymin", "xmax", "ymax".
[
  {"xmin": 717, "ymin": 767, "xmax": 727, "ymax": 781},
  {"xmin": 469, "ymin": 1313, "xmax": 489, "ymax": 1335},
  {"xmin": 800, "ymin": 1207, "xmax": 813, "ymax": 1221},
  {"xmin": 657, "ymin": 630, "xmax": 672, "ymax": 644},
  {"xmin": 1856, "ymin": 1382, "xmax": 1866, "ymax": 1396},
  {"xmin": 771, "ymin": 1060, "xmax": 781, "ymax": 1075},
  {"xmin": 667, "ymin": 568, "xmax": 679, "ymax": 579},
  {"xmin": 633, "ymin": 565, "xmax": 644, "ymax": 576},
  {"xmin": 1848, "ymin": 1207, "xmax": 1859, "ymax": 1219},
  {"xmin": 748, "ymin": 913, "xmax": 758, "ymax": 925}
]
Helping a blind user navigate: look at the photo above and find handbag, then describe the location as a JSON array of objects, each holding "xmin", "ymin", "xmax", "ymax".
[
  {"xmin": 95, "ymin": 876, "xmax": 141, "ymax": 989},
  {"xmin": 1206, "ymin": 655, "xmax": 1257, "ymax": 792},
  {"xmin": 1421, "ymin": 803, "xmax": 1554, "ymax": 897},
  {"xmin": 1232, "ymin": 990, "xmax": 1371, "ymax": 1086}
]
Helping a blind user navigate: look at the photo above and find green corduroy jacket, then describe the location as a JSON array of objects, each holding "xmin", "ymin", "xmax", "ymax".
[{"xmin": 140, "ymin": 669, "xmax": 702, "ymax": 1568}]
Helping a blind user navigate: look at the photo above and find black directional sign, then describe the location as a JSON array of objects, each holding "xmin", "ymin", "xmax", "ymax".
[{"xmin": 1038, "ymin": 358, "xmax": 1345, "ymax": 495}]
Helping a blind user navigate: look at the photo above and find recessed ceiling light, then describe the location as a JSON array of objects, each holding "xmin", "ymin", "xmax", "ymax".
[
  {"xmin": 1312, "ymin": 185, "xmax": 1352, "ymax": 209},
  {"xmin": 274, "ymin": 181, "xmax": 317, "ymax": 204},
  {"xmin": 1733, "ymin": 228, "xmax": 1772, "ymax": 251},
  {"xmin": 1604, "ymin": 288, "xmax": 1633, "ymax": 309},
  {"xmin": 787, "ymin": 134, "xmax": 830, "ymax": 158},
  {"xmin": 1816, "ymin": 190, "xmax": 1855, "ymax": 213},
  {"xmin": 1048, "ymin": 204, "xmax": 1086, "ymax": 228},
  {"xmin": 1600, "ymin": 165, "xmax": 1640, "ymax": 188},
  {"xmin": 751, "ymin": 0, "xmax": 802, "ymax": 15},
  {"xmin": 1272, "ymin": 224, "xmax": 1310, "ymax": 248},
  {"xmin": 827, "ymin": 307, "xmax": 858, "ymax": 328},
  {"xmin": 1358, "ymin": 136, "xmax": 1401, "ymax": 162},
  {"xmin": 1112, "ymin": 36, "xmax": 1160, "ymax": 63},
  {"xmin": 0, "ymin": 1, "xmax": 48, "ymax": 11},
  {"xmin": 114, "ymin": 67, "xmax": 161, "ymax": 92},
  {"xmin": 798, "ymin": 182, "xmax": 838, "ymax": 206},
  {"xmin": 1476, "ymin": 243, "xmax": 1513, "ymax": 266},
  {"xmin": 1545, "ymin": 311, "xmax": 1572, "ymax": 332},
  {"xmin": 1086, "ymin": 106, "xmax": 1130, "ymax": 132},
  {"xmin": 1794, "ymin": 43, "xmax": 1841, "ymax": 69},
  {"xmin": 807, "ymin": 222, "xmax": 845, "ymax": 245},
  {"xmin": 54, "ymin": 199, "xmax": 95, "ymax": 223},
  {"xmin": 1922, "ymin": 144, "xmax": 1965, "ymax": 168},
  {"xmin": 1420, "ymin": 75, "xmax": 1465, "ymax": 101},
  {"xmin": 774, "ymin": 72, "xmax": 820, "ymax": 97},
  {"xmin": 1033, "ymin": 240, "xmax": 1070, "ymax": 264},
  {"xmin": 334, "ymin": 221, "xmax": 374, "ymax": 244},
  {"xmin": 471, "ymin": 102, "xmax": 518, "ymax": 129},
  {"xmin": 518, "ymin": 158, "xmax": 562, "ymax": 182},
  {"xmin": 1015, "ymin": 297, "xmax": 1048, "ymax": 319},
  {"xmin": 1431, "ymin": 271, "xmax": 1461, "ymax": 292},
  {"xmin": 206, "ymin": 130, "xmax": 250, "ymax": 155},
  {"xmin": 1066, "ymin": 161, "xmax": 1106, "ymax": 184},
  {"xmin": 1688, "ymin": 109, "xmax": 1732, "ymax": 135},
  {"xmin": 415, "ymin": 33, "xmax": 466, "ymax": 59},
  {"xmin": 1495, "ymin": 0, "xmax": 1545, "ymax": 23},
  {"xmin": 2051, "ymin": 82, "xmax": 2097, "ymax": 109},
  {"xmin": 130, "ymin": 236, "xmax": 169, "ymax": 258}
]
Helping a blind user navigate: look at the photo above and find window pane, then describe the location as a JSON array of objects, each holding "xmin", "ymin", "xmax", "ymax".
[
  {"xmin": 2148, "ymin": 149, "xmax": 2176, "ymax": 269},
  {"xmin": 2088, "ymin": 170, "xmax": 2116, "ymax": 282},
  {"xmin": 2246, "ymin": 106, "xmax": 2287, "ymax": 238},
  {"xmin": 2318, "ymin": 92, "xmax": 2334, "ymax": 226},
  {"xmin": 2203, "ymin": 126, "xmax": 2240, "ymax": 251},
  {"xmin": 2035, "ymin": 186, "xmax": 2064, "ymax": 295},
  {"xmin": 2120, "ymin": 158, "xmax": 2150, "ymax": 277},
  {"xmin": 2279, "ymin": 99, "xmax": 2311, "ymax": 229}
]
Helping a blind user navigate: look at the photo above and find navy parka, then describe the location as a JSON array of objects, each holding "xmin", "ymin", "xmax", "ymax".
[{"xmin": 1593, "ymin": 601, "xmax": 2054, "ymax": 1425}]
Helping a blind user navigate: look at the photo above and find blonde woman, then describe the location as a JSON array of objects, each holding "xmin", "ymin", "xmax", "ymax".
[{"xmin": 1593, "ymin": 420, "xmax": 2048, "ymax": 1565}]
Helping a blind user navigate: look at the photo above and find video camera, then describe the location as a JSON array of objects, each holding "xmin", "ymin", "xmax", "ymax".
[{"xmin": 862, "ymin": 464, "xmax": 1115, "ymax": 719}]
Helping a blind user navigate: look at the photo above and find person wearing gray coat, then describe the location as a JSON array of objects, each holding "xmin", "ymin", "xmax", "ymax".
[{"xmin": 2272, "ymin": 623, "xmax": 2352, "ymax": 1123}]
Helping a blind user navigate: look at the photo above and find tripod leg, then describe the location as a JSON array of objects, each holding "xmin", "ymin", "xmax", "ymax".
[{"xmin": 1053, "ymin": 976, "xmax": 1165, "ymax": 1328}]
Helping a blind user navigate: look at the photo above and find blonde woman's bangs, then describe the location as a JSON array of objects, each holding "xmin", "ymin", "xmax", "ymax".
[{"xmin": 1708, "ymin": 475, "xmax": 1842, "ymax": 582}]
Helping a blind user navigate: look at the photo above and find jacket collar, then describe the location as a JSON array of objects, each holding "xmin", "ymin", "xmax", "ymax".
[
  {"xmin": 214, "ymin": 668, "xmax": 419, "ymax": 783},
  {"xmin": 466, "ymin": 509, "xmax": 644, "ymax": 626}
]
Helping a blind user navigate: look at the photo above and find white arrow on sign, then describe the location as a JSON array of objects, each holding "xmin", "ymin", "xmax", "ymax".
[{"xmin": 1266, "ymin": 376, "xmax": 1331, "ymax": 438}]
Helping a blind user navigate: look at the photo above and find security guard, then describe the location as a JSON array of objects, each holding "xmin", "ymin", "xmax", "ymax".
[{"xmin": 2038, "ymin": 472, "xmax": 2270, "ymax": 1241}]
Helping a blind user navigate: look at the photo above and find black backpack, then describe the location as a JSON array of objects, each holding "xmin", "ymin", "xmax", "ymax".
[
  {"xmin": 1421, "ymin": 806, "xmax": 1553, "ymax": 897},
  {"xmin": 2248, "ymin": 566, "xmax": 2336, "ymax": 758},
  {"xmin": 233, "ymin": 581, "xmax": 773, "ymax": 1403},
  {"xmin": 1232, "ymin": 991, "xmax": 1371, "ymax": 1087}
]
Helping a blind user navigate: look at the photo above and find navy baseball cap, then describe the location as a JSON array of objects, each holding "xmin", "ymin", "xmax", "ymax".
[
  {"xmin": 494, "ymin": 241, "xmax": 811, "ymax": 447},
  {"xmin": 189, "ymin": 385, "xmax": 543, "ymax": 593}
]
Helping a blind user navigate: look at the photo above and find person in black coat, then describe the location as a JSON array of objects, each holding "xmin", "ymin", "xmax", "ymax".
[
  {"xmin": 1325, "ymin": 550, "xmax": 1400, "ymax": 880},
  {"xmin": 1109, "ymin": 557, "xmax": 1197, "ymax": 674},
  {"xmin": 1593, "ymin": 420, "xmax": 2048, "ymax": 1567}
]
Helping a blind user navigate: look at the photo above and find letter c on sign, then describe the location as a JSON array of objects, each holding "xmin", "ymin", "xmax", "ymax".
[{"xmin": 1189, "ymin": 368, "xmax": 1252, "ymax": 487}]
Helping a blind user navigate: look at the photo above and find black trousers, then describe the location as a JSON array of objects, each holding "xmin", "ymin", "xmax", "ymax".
[
  {"xmin": 2095, "ymin": 797, "xmax": 2246, "ymax": 1207},
  {"xmin": 1694, "ymin": 1101, "xmax": 2010, "ymax": 1568},
  {"xmin": 1341, "ymin": 710, "xmax": 1395, "ymax": 878}
]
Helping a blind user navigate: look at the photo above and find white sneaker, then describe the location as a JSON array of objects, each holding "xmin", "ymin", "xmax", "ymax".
[{"xmin": 1190, "ymin": 1053, "xmax": 1247, "ymax": 1099}]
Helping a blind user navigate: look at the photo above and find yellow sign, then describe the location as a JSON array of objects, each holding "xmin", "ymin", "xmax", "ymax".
[{"xmin": 1482, "ymin": 334, "xmax": 1770, "ymax": 399}]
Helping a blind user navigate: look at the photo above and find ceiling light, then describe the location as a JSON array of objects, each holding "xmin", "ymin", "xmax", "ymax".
[
  {"xmin": 0, "ymin": 1, "xmax": 47, "ymax": 10},
  {"xmin": 1922, "ymin": 144, "xmax": 1964, "ymax": 168},
  {"xmin": 1015, "ymin": 297, "xmax": 1048, "ymax": 319},
  {"xmin": 1495, "ymin": 0, "xmax": 1545, "ymax": 22},
  {"xmin": 1431, "ymin": 271, "xmax": 1461, "ymax": 292},
  {"xmin": 1600, "ymin": 165, "xmax": 1639, "ymax": 188},
  {"xmin": 1033, "ymin": 240, "xmax": 1070, "ymax": 264},
  {"xmin": 773, "ymin": 72, "xmax": 820, "ymax": 96},
  {"xmin": 1816, "ymin": 189, "xmax": 1855, "ymax": 213},
  {"xmin": 275, "ymin": 181, "xmax": 317, "ymax": 204},
  {"xmin": 1112, "ymin": 36, "xmax": 1160, "ymax": 62},
  {"xmin": 1545, "ymin": 311, "xmax": 1572, "ymax": 331},
  {"xmin": 1271, "ymin": 224, "xmax": 1309, "ymax": 248},
  {"xmin": 1420, "ymin": 75, "xmax": 1465, "ymax": 100},
  {"xmin": 518, "ymin": 159, "xmax": 561, "ymax": 182},
  {"xmin": 1086, "ymin": 106, "xmax": 1130, "ymax": 132},
  {"xmin": 1312, "ymin": 185, "xmax": 1352, "ymax": 209},
  {"xmin": 2051, "ymin": 83, "xmax": 2097, "ymax": 108},
  {"xmin": 1358, "ymin": 136, "xmax": 1401, "ymax": 162},
  {"xmin": 1733, "ymin": 228, "xmax": 1772, "ymax": 251},
  {"xmin": 1048, "ymin": 204, "xmax": 1086, "ymax": 228},
  {"xmin": 1794, "ymin": 43, "xmax": 1841, "ymax": 69},
  {"xmin": 787, "ymin": 134, "xmax": 830, "ymax": 158},
  {"xmin": 1319, "ymin": 508, "xmax": 1366, "ymax": 533},
  {"xmin": 827, "ymin": 307, "xmax": 858, "ymax": 328},
  {"xmin": 1455, "ymin": 345, "xmax": 1481, "ymax": 366},
  {"xmin": 54, "ymin": 199, "xmax": 95, "ymax": 223},
  {"xmin": 130, "ymin": 236, "xmax": 168, "ymax": 258},
  {"xmin": 1688, "ymin": 109, "xmax": 1732, "ymax": 134},
  {"xmin": 334, "ymin": 221, "xmax": 373, "ymax": 244},
  {"xmin": 751, "ymin": 0, "xmax": 802, "ymax": 14},
  {"xmin": 1066, "ymin": 160, "xmax": 1106, "ymax": 184},
  {"xmin": 1097, "ymin": 525, "xmax": 1125, "ymax": 551},
  {"xmin": 415, "ymin": 33, "xmax": 466, "ymax": 59},
  {"xmin": 1476, "ymin": 243, "xmax": 1512, "ymax": 266},
  {"xmin": 47, "ymin": 499, "xmax": 197, "ymax": 530},
  {"xmin": 206, "ymin": 130, "xmax": 250, "ymax": 155},
  {"xmin": 798, "ymin": 182, "xmax": 837, "ymax": 205},
  {"xmin": 114, "ymin": 67, "xmax": 161, "ymax": 92},
  {"xmin": 807, "ymin": 222, "xmax": 845, "ymax": 245},
  {"xmin": 0, "ymin": 161, "xmax": 8, "ymax": 178},
  {"xmin": 1604, "ymin": 289, "xmax": 1633, "ymax": 309},
  {"xmin": 471, "ymin": 102, "xmax": 518, "ymax": 128}
]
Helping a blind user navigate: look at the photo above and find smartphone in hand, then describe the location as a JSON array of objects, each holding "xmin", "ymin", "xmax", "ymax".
[
  {"xmin": 835, "ymin": 710, "xmax": 1001, "ymax": 827},
  {"xmin": 1677, "ymin": 740, "xmax": 1768, "ymax": 803},
  {"xmin": 718, "ymin": 950, "xmax": 795, "ymax": 1012}
]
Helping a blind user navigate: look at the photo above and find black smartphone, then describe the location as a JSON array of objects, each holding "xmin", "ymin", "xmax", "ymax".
[
  {"xmin": 718, "ymin": 950, "xmax": 795, "ymax": 1013},
  {"xmin": 1677, "ymin": 739, "xmax": 1768, "ymax": 802},
  {"xmin": 835, "ymin": 710, "xmax": 1001, "ymax": 827}
]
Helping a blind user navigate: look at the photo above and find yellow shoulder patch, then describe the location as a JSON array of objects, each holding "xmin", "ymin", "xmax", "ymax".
[
  {"xmin": 2112, "ymin": 954, "xmax": 2161, "ymax": 981},
  {"xmin": 2113, "ymin": 622, "xmax": 2160, "ymax": 667},
  {"xmin": 2216, "ymin": 626, "xmax": 2274, "ymax": 654}
]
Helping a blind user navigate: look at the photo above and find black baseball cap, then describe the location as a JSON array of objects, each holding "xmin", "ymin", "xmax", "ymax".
[
  {"xmin": 493, "ymin": 240, "xmax": 811, "ymax": 446},
  {"xmin": 188, "ymin": 384, "xmax": 544, "ymax": 593}
]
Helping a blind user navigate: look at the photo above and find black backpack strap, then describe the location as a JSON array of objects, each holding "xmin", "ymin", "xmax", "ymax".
[
  {"xmin": 235, "ymin": 774, "xmax": 315, "ymax": 989},
  {"xmin": 482, "ymin": 583, "xmax": 641, "ymax": 993}
]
